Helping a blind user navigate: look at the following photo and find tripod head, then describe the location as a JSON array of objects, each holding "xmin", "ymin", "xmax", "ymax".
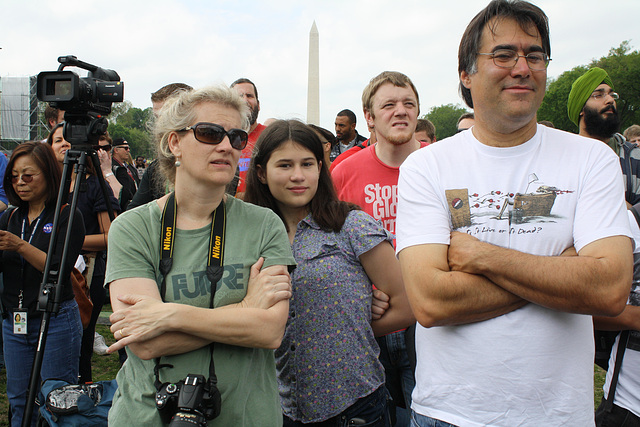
[{"xmin": 37, "ymin": 55, "xmax": 124, "ymax": 151}]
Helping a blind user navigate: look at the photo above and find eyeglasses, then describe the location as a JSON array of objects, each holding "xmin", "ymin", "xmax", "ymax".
[
  {"xmin": 590, "ymin": 89, "xmax": 619, "ymax": 100},
  {"xmin": 11, "ymin": 172, "xmax": 41, "ymax": 183},
  {"xmin": 116, "ymin": 146, "xmax": 130, "ymax": 151},
  {"xmin": 177, "ymin": 122, "xmax": 248, "ymax": 150},
  {"xmin": 477, "ymin": 49, "xmax": 551, "ymax": 71},
  {"xmin": 94, "ymin": 144, "xmax": 112, "ymax": 151}
]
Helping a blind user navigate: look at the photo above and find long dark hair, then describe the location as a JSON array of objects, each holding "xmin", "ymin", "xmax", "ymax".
[
  {"xmin": 45, "ymin": 123, "xmax": 99, "ymax": 176},
  {"xmin": 245, "ymin": 120, "xmax": 359, "ymax": 232},
  {"xmin": 5, "ymin": 142, "xmax": 62, "ymax": 209}
]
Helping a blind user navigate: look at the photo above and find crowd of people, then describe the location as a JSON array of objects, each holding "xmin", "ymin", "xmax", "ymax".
[{"xmin": 1, "ymin": 0, "xmax": 640, "ymax": 426}]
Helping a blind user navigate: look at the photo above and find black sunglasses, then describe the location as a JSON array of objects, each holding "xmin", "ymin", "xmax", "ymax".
[
  {"xmin": 93, "ymin": 144, "xmax": 112, "ymax": 151},
  {"xmin": 177, "ymin": 122, "xmax": 248, "ymax": 150}
]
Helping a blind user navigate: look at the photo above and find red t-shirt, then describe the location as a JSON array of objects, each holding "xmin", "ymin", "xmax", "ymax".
[
  {"xmin": 329, "ymin": 139, "xmax": 370, "ymax": 173},
  {"xmin": 331, "ymin": 142, "xmax": 429, "ymax": 236},
  {"xmin": 236, "ymin": 123, "xmax": 267, "ymax": 194}
]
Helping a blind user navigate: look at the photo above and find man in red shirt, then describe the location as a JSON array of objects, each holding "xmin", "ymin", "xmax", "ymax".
[
  {"xmin": 332, "ymin": 72, "xmax": 428, "ymax": 235},
  {"xmin": 231, "ymin": 78, "xmax": 266, "ymax": 199},
  {"xmin": 332, "ymin": 71, "xmax": 428, "ymax": 425}
]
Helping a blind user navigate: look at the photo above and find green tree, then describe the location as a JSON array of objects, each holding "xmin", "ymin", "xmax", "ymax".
[
  {"xmin": 108, "ymin": 100, "xmax": 133, "ymax": 124},
  {"xmin": 423, "ymin": 104, "xmax": 470, "ymax": 141},
  {"xmin": 537, "ymin": 67, "xmax": 587, "ymax": 132},
  {"xmin": 108, "ymin": 105, "xmax": 154, "ymax": 159},
  {"xmin": 538, "ymin": 41, "xmax": 640, "ymax": 133}
]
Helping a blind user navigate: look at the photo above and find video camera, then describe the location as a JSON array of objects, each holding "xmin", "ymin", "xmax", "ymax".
[{"xmin": 36, "ymin": 55, "xmax": 124, "ymax": 148}]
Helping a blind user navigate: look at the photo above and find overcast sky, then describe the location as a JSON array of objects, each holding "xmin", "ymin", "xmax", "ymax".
[{"xmin": 1, "ymin": 0, "xmax": 638, "ymax": 135}]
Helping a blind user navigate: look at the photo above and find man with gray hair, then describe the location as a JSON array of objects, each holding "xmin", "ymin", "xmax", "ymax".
[{"xmin": 396, "ymin": 1, "xmax": 632, "ymax": 425}]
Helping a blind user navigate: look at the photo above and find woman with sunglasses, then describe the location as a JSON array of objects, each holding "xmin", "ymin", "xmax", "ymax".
[
  {"xmin": 94, "ymin": 131, "xmax": 123, "ymax": 201},
  {"xmin": 0, "ymin": 142, "xmax": 85, "ymax": 426},
  {"xmin": 104, "ymin": 86, "xmax": 295, "ymax": 426},
  {"xmin": 244, "ymin": 120, "xmax": 414, "ymax": 426},
  {"xmin": 47, "ymin": 124, "xmax": 121, "ymax": 383}
]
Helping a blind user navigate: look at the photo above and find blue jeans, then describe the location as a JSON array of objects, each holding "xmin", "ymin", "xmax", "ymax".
[
  {"xmin": 3, "ymin": 298, "xmax": 82, "ymax": 427},
  {"xmin": 410, "ymin": 411, "xmax": 458, "ymax": 427},
  {"xmin": 284, "ymin": 386, "xmax": 392, "ymax": 427},
  {"xmin": 377, "ymin": 330, "xmax": 415, "ymax": 426}
]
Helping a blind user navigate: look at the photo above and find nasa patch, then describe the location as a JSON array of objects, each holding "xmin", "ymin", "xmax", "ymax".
[
  {"xmin": 42, "ymin": 223, "xmax": 53, "ymax": 234},
  {"xmin": 451, "ymin": 198, "xmax": 464, "ymax": 209}
]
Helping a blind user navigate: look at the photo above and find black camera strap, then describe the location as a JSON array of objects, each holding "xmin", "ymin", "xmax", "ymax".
[{"xmin": 154, "ymin": 192, "xmax": 225, "ymax": 390}]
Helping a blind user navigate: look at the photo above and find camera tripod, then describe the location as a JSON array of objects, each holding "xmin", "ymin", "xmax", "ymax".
[{"xmin": 22, "ymin": 141, "xmax": 117, "ymax": 427}]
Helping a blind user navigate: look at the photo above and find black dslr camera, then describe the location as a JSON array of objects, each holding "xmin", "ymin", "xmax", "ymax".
[
  {"xmin": 155, "ymin": 374, "xmax": 222, "ymax": 426},
  {"xmin": 36, "ymin": 55, "xmax": 124, "ymax": 149}
]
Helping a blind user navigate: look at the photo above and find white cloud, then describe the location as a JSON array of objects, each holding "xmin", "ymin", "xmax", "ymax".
[{"xmin": 2, "ymin": 0, "xmax": 637, "ymax": 136}]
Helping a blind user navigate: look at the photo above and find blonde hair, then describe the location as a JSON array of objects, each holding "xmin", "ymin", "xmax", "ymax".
[
  {"xmin": 154, "ymin": 85, "xmax": 250, "ymax": 184},
  {"xmin": 361, "ymin": 71, "xmax": 420, "ymax": 117}
]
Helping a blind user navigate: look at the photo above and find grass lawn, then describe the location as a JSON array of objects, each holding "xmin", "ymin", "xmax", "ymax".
[{"xmin": 0, "ymin": 321, "xmax": 611, "ymax": 426}]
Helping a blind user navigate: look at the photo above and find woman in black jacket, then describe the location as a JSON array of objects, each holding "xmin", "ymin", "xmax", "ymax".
[{"xmin": 0, "ymin": 142, "xmax": 85, "ymax": 426}]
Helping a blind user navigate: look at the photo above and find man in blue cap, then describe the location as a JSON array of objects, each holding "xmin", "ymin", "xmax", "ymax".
[{"xmin": 568, "ymin": 67, "xmax": 640, "ymax": 206}]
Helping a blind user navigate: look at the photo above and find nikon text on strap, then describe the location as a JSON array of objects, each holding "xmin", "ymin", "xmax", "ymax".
[{"xmin": 154, "ymin": 192, "xmax": 226, "ymax": 395}]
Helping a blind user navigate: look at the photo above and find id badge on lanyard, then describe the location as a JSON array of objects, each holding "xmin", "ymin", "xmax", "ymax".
[
  {"xmin": 14, "ymin": 311, "xmax": 27, "ymax": 334},
  {"xmin": 14, "ymin": 213, "xmax": 43, "ymax": 334}
]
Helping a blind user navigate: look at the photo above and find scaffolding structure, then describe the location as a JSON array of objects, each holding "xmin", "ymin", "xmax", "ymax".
[{"xmin": 0, "ymin": 76, "xmax": 48, "ymax": 154}]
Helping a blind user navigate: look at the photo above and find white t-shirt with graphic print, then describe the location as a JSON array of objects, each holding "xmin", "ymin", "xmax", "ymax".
[{"xmin": 397, "ymin": 125, "xmax": 631, "ymax": 427}]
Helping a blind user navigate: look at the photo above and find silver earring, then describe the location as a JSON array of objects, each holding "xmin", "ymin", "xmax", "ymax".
[{"xmin": 175, "ymin": 159, "xmax": 181, "ymax": 167}]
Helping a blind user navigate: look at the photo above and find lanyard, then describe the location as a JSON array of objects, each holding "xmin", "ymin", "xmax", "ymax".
[
  {"xmin": 21, "ymin": 213, "xmax": 43, "ymax": 244},
  {"xmin": 154, "ymin": 192, "xmax": 226, "ymax": 391},
  {"xmin": 12, "ymin": 208, "xmax": 46, "ymax": 309},
  {"xmin": 20, "ymin": 210, "xmax": 45, "ymax": 271},
  {"xmin": 159, "ymin": 192, "xmax": 226, "ymax": 305}
]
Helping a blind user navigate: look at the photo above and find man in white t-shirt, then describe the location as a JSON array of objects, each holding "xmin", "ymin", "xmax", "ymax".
[{"xmin": 395, "ymin": 1, "xmax": 633, "ymax": 426}]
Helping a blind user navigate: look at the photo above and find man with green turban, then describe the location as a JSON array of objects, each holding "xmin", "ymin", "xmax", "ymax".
[
  {"xmin": 568, "ymin": 67, "xmax": 640, "ymax": 205},
  {"xmin": 570, "ymin": 68, "xmax": 640, "ymax": 427}
]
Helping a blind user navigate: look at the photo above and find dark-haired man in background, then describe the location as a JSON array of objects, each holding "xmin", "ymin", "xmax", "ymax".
[
  {"xmin": 414, "ymin": 119, "xmax": 436, "ymax": 145},
  {"xmin": 44, "ymin": 104, "xmax": 65, "ymax": 130},
  {"xmin": 332, "ymin": 109, "xmax": 368, "ymax": 162},
  {"xmin": 456, "ymin": 111, "xmax": 475, "ymax": 132},
  {"xmin": 111, "ymin": 138, "xmax": 139, "ymax": 210}
]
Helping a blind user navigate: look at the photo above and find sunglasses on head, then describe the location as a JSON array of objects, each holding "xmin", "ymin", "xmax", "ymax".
[
  {"xmin": 93, "ymin": 143, "xmax": 112, "ymax": 151},
  {"xmin": 177, "ymin": 122, "xmax": 248, "ymax": 150},
  {"xmin": 11, "ymin": 172, "xmax": 41, "ymax": 183}
]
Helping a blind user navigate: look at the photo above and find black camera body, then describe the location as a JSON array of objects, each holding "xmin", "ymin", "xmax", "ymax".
[
  {"xmin": 36, "ymin": 56, "xmax": 124, "ymax": 148},
  {"xmin": 156, "ymin": 374, "xmax": 221, "ymax": 426}
]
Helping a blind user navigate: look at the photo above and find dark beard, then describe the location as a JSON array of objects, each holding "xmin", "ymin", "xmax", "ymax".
[
  {"xmin": 249, "ymin": 104, "xmax": 259, "ymax": 126},
  {"xmin": 583, "ymin": 105, "xmax": 620, "ymax": 140}
]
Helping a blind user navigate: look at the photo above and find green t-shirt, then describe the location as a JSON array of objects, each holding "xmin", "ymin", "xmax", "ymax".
[{"xmin": 105, "ymin": 196, "xmax": 295, "ymax": 426}]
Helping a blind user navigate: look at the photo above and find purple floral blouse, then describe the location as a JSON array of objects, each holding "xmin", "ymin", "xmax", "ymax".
[{"xmin": 275, "ymin": 210, "xmax": 393, "ymax": 423}]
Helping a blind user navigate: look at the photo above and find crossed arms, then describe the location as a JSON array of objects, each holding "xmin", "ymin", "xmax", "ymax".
[
  {"xmin": 399, "ymin": 232, "xmax": 633, "ymax": 328},
  {"xmin": 107, "ymin": 257, "xmax": 292, "ymax": 360}
]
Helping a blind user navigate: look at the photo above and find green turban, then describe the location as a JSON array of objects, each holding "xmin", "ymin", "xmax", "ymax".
[{"xmin": 567, "ymin": 67, "xmax": 614, "ymax": 127}]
